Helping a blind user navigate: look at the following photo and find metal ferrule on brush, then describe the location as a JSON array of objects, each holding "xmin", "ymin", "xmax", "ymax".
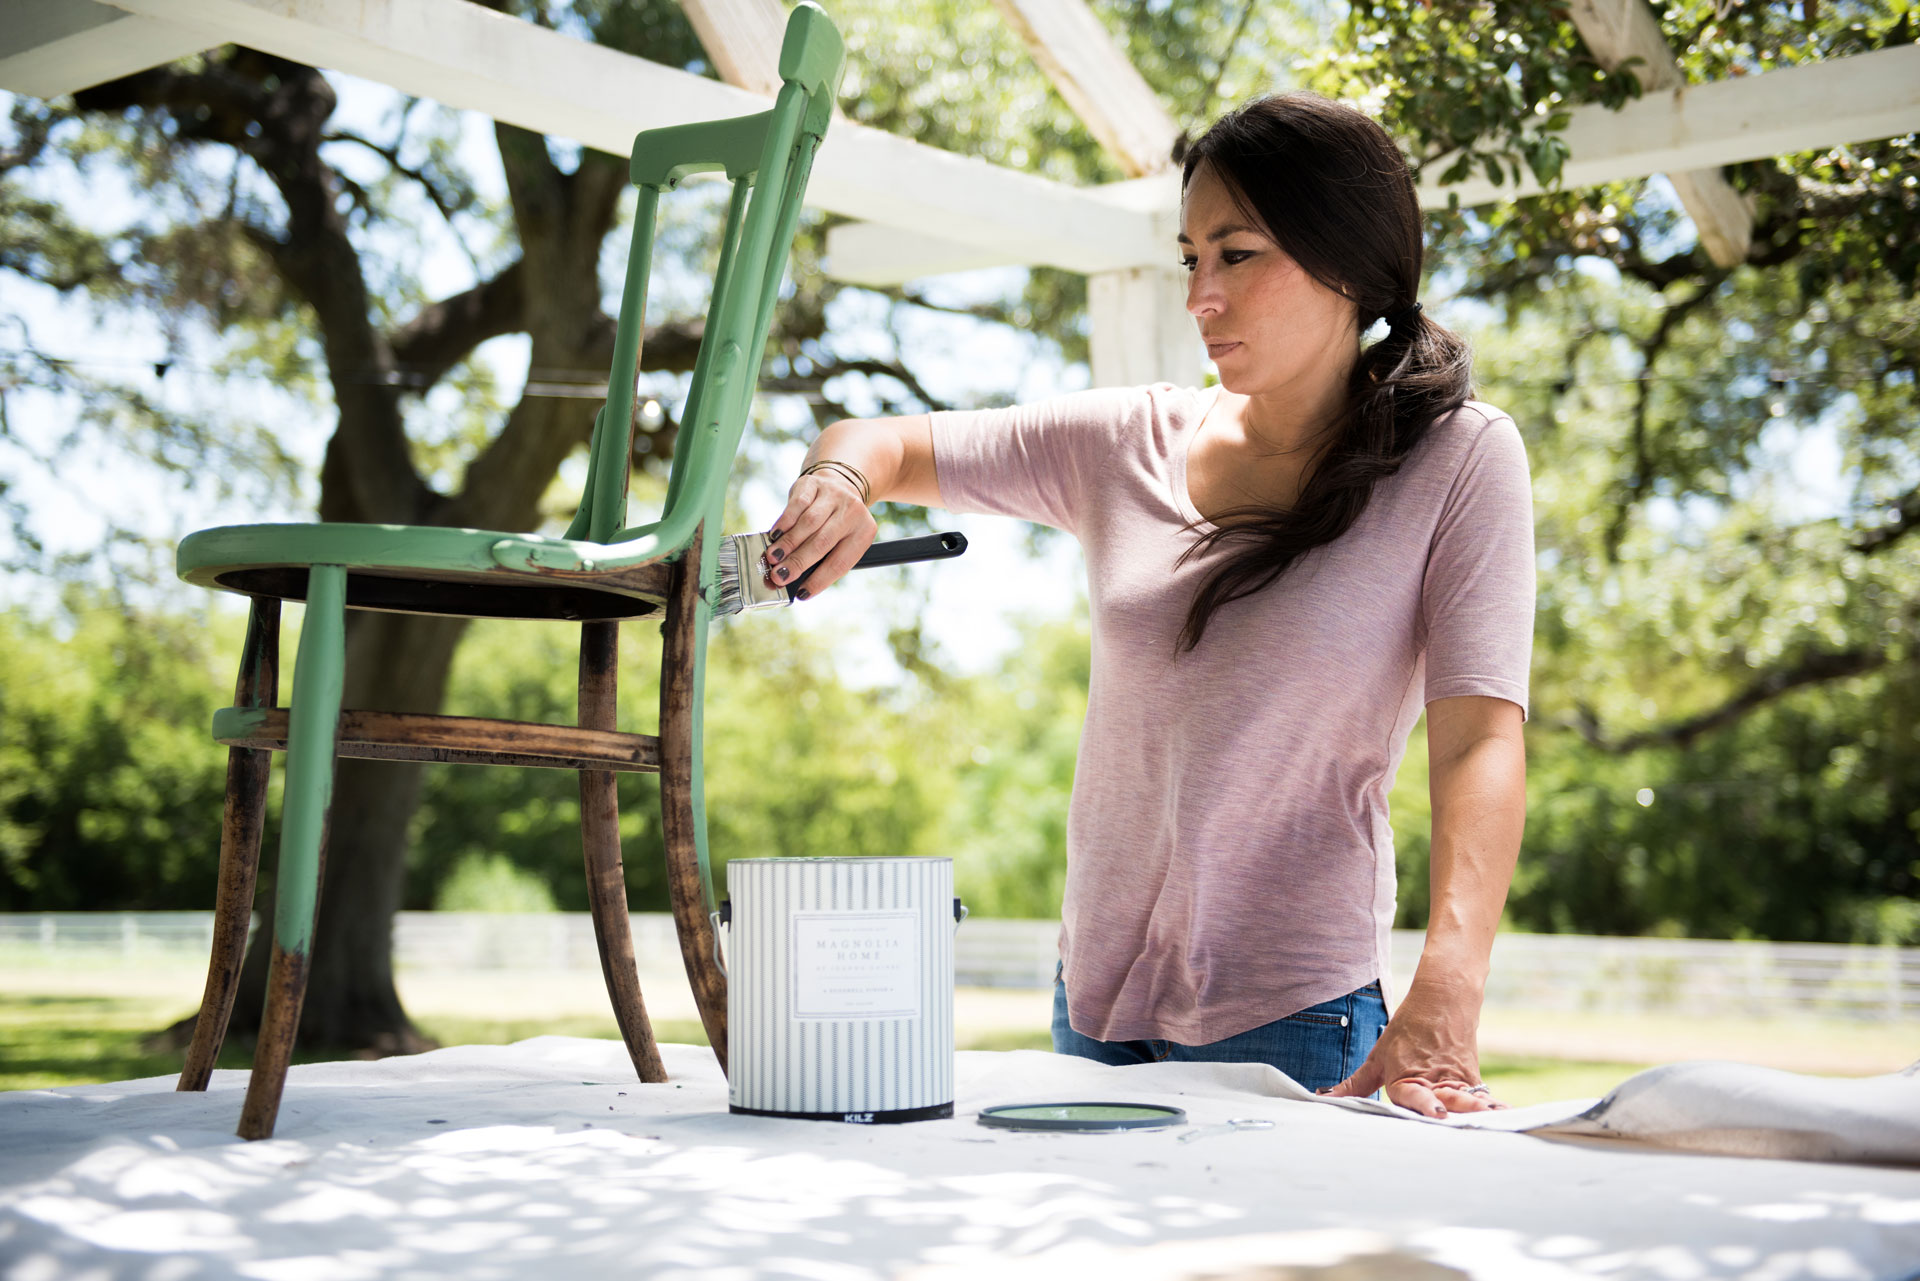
[{"xmin": 716, "ymin": 531, "xmax": 794, "ymax": 612}]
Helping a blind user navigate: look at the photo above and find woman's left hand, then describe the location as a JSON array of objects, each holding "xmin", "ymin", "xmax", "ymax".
[{"xmin": 1322, "ymin": 979, "xmax": 1507, "ymax": 1116}]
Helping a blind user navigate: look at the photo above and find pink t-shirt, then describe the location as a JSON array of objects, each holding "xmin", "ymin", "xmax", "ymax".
[{"xmin": 930, "ymin": 383, "xmax": 1535, "ymax": 1044}]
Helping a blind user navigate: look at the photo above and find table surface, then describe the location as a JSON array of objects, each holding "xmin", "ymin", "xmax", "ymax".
[{"xmin": 3, "ymin": 1039, "xmax": 1917, "ymax": 1280}]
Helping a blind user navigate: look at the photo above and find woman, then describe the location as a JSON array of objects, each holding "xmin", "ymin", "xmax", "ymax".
[{"xmin": 758, "ymin": 93, "xmax": 1533, "ymax": 1117}]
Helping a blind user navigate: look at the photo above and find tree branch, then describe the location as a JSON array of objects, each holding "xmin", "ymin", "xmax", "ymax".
[
  {"xmin": 757, "ymin": 355, "xmax": 954, "ymax": 415},
  {"xmin": 1853, "ymin": 486, "xmax": 1920, "ymax": 554},
  {"xmin": 76, "ymin": 53, "xmax": 436, "ymax": 523},
  {"xmin": 387, "ymin": 260, "xmax": 526, "ymax": 392},
  {"xmin": 1605, "ymin": 272, "xmax": 1727, "ymax": 557},
  {"xmin": 446, "ymin": 314, "xmax": 707, "ymax": 531},
  {"xmin": 889, "ymin": 287, "xmax": 1027, "ymax": 328},
  {"xmin": 322, "ymin": 130, "xmax": 481, "ymax": 270},
  {"xmin": 1551, "ymin": 647, "xmax": 1888, "ymax": 753},
  {"xmin": 1195, "ymin": 0, "xmax": 1257, "ymax": 128},
  {"xmin": 0, "ymin": 109, "xmax": 54, "ymax": 174}
]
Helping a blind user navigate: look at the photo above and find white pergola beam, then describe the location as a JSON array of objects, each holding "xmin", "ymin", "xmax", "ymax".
[
  {"xmin": 100, "ymin": 0, "xmax": 1165, "ymax": 276},
  {"xmin": 11, "ymin": 0, "xmax": 1909, "ymax": 290},
  {"xmin": 0, "ymin": 0, "xmax": 214, "ymax": 99},
  {"xmin": 832, "ymin": 42, "xmax": 1920, "ymax": 285},
  {"xmin": 826, "ymin": 224, "xmax": 1019, "ymax": 287},
  {"xmin": 827, "ymin": 171, "xmax": 1179, "ymax": 285},
  {"xmin": 989, "ymin": 0, "xmax": 1183, "ymax": 178},
  {"xmin": 1088, "ymin": 267, "xmax": 1203, "ymax": 390},
  {"xmin": 1419, "ymin": 41, "xmax": 1920, "ymax": 211},
  {"xmin": 678, "ymin": 0, "xmax": 788, "ymax": 97},
  {"xmin": 1566, "ymin": 0, "xmax": 1750, "ymax": 266}
]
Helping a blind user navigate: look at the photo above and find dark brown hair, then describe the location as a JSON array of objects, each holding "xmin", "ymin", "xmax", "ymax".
[{"xmin": 1176, "ymin": 91, "xmax": 1474, "ymax": 651}]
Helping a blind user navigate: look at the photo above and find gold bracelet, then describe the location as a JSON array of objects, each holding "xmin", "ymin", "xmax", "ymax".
[
  {"xmin": 802, "ymin": 459, "xmax": 871, "ymax": 505},
  {"xmin": 808, "ymin": 460, "xmax": 869, "ymax": 503}
]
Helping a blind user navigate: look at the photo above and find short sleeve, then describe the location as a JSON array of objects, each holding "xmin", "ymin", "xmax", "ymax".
[
  {"xmin": 929, "ymin": 388, "xmax": 1143, "ymax": 535},
  {"xmin": 1421, "ymin": 413, "xmax": 1536, "ymax": 718}
]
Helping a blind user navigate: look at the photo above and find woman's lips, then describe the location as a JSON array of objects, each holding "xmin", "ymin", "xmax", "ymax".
[{"xmin": 1206, "ymin": 340, "xmax": 1241, "ymax": 359}]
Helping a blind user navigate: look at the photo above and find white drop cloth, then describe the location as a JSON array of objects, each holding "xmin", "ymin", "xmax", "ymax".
[{"xmin": 3, "ymin": 1040, "xmax": 1917, "ymax": 1280}]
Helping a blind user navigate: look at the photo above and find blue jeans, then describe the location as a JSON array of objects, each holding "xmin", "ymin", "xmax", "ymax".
[{"xmin": 1050, "ymin": 963, "xmax": 1388, "ymax": 1095}]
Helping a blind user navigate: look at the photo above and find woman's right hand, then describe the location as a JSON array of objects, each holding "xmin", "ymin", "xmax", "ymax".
[{"xmin": 761, "ymin": 466, "xmax": 878, "ymax": 601}]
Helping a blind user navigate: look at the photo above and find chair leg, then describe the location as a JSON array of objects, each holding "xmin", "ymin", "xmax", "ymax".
[
  {"xmin": 578, "ymin": 620, "xmax": 667, "ymax": 1083},
  {"xmin": 180, "ymin": 598, "xmax": 281, "ymax": 1092},
  {"xmin": 659, "ymin": 536, "xmax": 729, "ymax": 1073},
  {"xmin": 238, "ymin": 566, "xmax": 347, "ymax": 1141}
]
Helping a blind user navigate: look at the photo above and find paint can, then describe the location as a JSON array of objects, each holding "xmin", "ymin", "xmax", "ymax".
[{"xmin": 716, "ymin": 857, "xmax": 964, "ymax": 1122}]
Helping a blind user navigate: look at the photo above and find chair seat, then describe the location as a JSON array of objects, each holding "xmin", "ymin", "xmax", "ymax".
[{"xmin": 178, "ymin": 523, "xmax": 676, "ymax": 622}]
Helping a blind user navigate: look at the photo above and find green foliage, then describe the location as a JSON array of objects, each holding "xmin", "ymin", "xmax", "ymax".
[
  {"xmin": 0, "ymin": 600, "xmax": 239, "ymax": 910},
  {"xmin": 1464, "ymin": 269, "xmax": 1920, "ymax": 941},
  {"xmin": 942, "ymin": 614, "xmax": 1089, "ymax": 919},
  {"xmin": 433, "ymin": 852, "xmax": 559, "ymax": 913},
  {"xmin": 403, "ymin": 606, "xmax": 1084, "ymax": 918}
]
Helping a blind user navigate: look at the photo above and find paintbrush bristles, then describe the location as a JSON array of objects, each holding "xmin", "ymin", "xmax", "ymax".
[{"xmin": 712, "ymin": 531, "xmax": 793, "ymax": 616}]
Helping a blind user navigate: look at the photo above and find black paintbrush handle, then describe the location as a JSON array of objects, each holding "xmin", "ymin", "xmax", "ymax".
[
  {"xmin": 852, "ymin": 531, "xmax": 968, "ymax": 569},
  {"xmin": 789, "ymin": 531, "xmax": 967, "ymax": 590}
]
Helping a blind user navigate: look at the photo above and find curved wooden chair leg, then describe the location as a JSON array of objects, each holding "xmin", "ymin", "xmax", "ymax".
[
  {"xmin": 180, "ymin": 603, "xmax": 280, "ymax": 1090},
  {"xmin": 579, "ymin": 620, "xmax": 667, "ymax": 1083},
  {"xmin": 181, "ymin": 599, "xmax": 281, "ymax": 1092},
  {"xmin": 238, "ymin": 566, "xmax": 347, "ymax": 1141},
  {"xmin": 660, "ymin": 535, "xmax": 729, "ymax": 1073}
]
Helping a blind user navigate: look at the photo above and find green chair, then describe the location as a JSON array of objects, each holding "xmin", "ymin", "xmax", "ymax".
[{"xmin": 174, "ymin": 3, "xmax": 846, "ymax": 1139}]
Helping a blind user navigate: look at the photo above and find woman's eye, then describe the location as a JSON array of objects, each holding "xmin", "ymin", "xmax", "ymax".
[
  {"xmin": 1179, "ymin": 256, "xmax": 1197, "ymax": 271},
  {"xmin": 1222, "ymin": 250, "xmax": 1254, "ymax": 265}
]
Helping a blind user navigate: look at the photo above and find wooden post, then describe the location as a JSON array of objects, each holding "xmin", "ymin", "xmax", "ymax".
[
  {"xmin": 1564, "ymin": 0, "xmax": 1752, "ymax": 267},
  {"xmin": 1088, "ymin": 266, "xmax": 1206, "ymax": 390}
]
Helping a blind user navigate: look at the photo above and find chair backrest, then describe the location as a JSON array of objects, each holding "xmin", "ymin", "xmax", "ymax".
[{"xmin": 564, "ymin": 2, "xmax": 846, "ymax": 548}]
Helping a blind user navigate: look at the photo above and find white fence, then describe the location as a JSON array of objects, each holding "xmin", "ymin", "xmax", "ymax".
[{"xmin": 4, "ymin": 912, "xmax": 1915, "ymax": 1021}]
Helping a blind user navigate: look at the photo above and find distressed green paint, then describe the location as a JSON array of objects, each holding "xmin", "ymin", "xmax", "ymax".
[
  {"xmin": 212, "ymin": 706, "xmax": 271, "ymax": 742},
  {"xmin": 177, "ymin": 3, "xmax": 845, "ymax": 923},
  {"xmin": 240, "ymin": 604, "xmax": 278, "ymax": 707},
  {"xmin": 587, "ymin": 181, "xmax": 661, "ymax": 543},
  {"xmin": 177, "ymin": 7, "xmax": 841, "ymax": 595},
  {"xmin": 272, "ymin": 565, "xmax": 346, "ymax": 958},
  {"xmin": 628, "ymin": 110, "xmax": 770, "ymax": 189},
  {"xmin": 662, "ymin": 180, "xmax": 750, "ymax": 523},
  {"xmin": 778, "ymin": 1, "xmax": 846, "ymax": 125},
  {"xmin": 562, "ymin": 407, "xmax": 609, "ymax": 543}
]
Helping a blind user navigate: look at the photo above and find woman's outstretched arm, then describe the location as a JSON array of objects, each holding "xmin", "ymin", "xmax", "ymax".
[{"xmin": 762, "ymin": 413, "xmax": 941, "ymax": 599}]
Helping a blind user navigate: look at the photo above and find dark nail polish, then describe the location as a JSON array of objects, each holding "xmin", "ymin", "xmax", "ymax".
[
  {"xmin": 795, "ymin": 588, "xmax": 810, "ymax": 601},
  {"xmin": 767, "ymin": 547, "xmax": 785, "ymax": 565},
  {"xmin": 767, "ymin": 527, "xmax": 784, "ymax": 539},
  {"xmin": 774, "ymin": 565, "xmax": 789, "ymax": 582}
]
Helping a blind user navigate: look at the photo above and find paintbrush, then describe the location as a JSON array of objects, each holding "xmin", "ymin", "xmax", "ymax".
[{"xmin": 713, "ymin": 530, "xmax": 968, "ymax": 616}]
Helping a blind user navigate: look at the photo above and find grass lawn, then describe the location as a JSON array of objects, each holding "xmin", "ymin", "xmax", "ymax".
[{"xmin": 0, "ymin": 989, "xmax": 1652, "ymax": 1106}]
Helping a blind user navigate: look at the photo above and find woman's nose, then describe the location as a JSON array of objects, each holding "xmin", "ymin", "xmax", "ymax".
[{"xmin": 1186, "ymin": 267, "xmax": 1224, "ymax": 318}]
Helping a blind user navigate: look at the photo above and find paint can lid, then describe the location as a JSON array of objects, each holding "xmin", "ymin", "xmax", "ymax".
[{"xmin": 976, "ymin": 1102, "xmax": 1187, "ymax": 1132}]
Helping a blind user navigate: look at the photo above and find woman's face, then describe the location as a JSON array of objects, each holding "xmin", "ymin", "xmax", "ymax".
[{"xmin": 1178, "ymin": 164, "xmax": 1360, "ymax": 399}]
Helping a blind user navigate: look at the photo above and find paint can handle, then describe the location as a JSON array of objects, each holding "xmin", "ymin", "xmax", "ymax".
[
  {"xmin": 954, "ymin": 898, "xmax": 968, "ymax": 930},
  {"xmin": 710, "ymin": 904, "xmax": 729, "ymax": 978}
]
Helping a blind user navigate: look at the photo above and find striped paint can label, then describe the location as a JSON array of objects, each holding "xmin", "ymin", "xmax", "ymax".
[{"xmin": 724, "ymin": 857, "xmax": 956, "ymax": 1122}]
